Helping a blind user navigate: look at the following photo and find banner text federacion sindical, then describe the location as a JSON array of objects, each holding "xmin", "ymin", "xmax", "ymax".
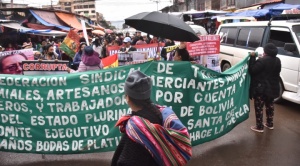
[{"xmin": 0, "ymin": 57, "xmax": 250, "ymax": 154}]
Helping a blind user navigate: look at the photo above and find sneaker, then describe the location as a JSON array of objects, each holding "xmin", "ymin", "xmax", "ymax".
[
  {"xmin": 263, "ymin": 123, "xmax": 274, "ymax": 130},
  {"xmin": 250, "ymin": 126, "xmax": 264, "ymax": 133}
]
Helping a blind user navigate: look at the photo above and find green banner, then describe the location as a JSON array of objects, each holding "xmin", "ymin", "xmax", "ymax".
[{"xmin": 0, "ymin": 56, "xmax": 250, "ymax": 154}]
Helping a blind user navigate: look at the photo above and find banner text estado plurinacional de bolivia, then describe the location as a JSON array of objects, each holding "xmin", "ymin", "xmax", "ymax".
[{"xmin": 0, "ymin": 56, "xmax": 250, "ymax": 154}]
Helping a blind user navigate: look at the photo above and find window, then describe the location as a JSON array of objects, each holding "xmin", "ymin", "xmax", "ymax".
[
  {"xmin": 220, "ymin": 27, "xmax": 237, "ymax": 45},
  {"xmin": 84, "ymin": 11, "xmax": 89, "ymax": 14},
  {"xmin": 236, "ymin": 28, "xmax": 250, "ymax": 47},
  {"xmin": 84, "ymin": 5, "xmax": 88, "ymax": 8},
  {"xmin": 227, "ymin": 0, "xmax": 235, "ymax": 6},
  {"xmin": 91, "ymin": 10, "xmax": 95, "ymax": 13},
  {"xmin": 65, "ymin": 7, "xmax": 71, "ymax": 12},
  {"xmin": 64, "ymin": 2, "xmax": 71, "ymax": 6},
  {"xmin": 269, "ymin": 27, "xmax": 299, "ymax": 56},
  {"xmin": 89, "ymin": 5, "xmax": 95, "ymax": 8},
  {"xmin": 248, "ymin": 28, "xmax": 264, "ymax": 48},
  {"xmin": 237, "ymin": 27, "xmax": 264, "ymax": 48}
]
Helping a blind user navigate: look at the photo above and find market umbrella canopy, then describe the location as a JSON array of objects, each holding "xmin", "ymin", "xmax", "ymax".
[
  {"xmin": 92, "ymin": 30, "xmax": 105, "ymax": 36},
  {"xmin": 125, "ymin": 12, "xmax": 200, "ymax": 42}
]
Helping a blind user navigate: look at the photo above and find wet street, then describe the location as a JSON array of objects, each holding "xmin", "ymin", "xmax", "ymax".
[{"xmin": 0, "ymin": 100, "xmax": 299, "ymax": 166}]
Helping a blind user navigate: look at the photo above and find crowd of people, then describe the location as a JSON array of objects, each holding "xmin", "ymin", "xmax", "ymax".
[{"xmin": 0, "ymin": 31, "xmax": 198, "ymax": 76}]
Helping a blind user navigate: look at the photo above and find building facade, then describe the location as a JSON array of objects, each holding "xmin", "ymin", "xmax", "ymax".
[
  {"xmin": 169, "ymin": 0, "xmax": 297, "ymax": 12},
  {"xmin": 53, "ymin": 0, "xmax": 96, "ymax": 21}
]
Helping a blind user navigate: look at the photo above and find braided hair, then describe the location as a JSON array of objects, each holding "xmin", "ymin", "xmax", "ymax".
[{"xmin": 128, "ymin": 97, "xmax": 163, "ymax": 124}]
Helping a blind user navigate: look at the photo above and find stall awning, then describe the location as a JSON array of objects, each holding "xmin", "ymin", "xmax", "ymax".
[
  {"xmin": 0, "ymin": 22, "xmax": 67, "ymax": 36},
  {"xmin": 55, "ymin": 12, "xmax": 83, "ymax": 30},
  {"xmin": 26, "ymin": 23, "xmax": 54, "ymax": 30},
  {"xmin": 30, "ymin": 10, "xmax": 70, "ymax": 31}
]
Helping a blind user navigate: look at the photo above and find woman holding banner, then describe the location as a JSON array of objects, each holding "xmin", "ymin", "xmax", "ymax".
[{"xmin": 112, "ymin": 70, "xmax": 192, "ymax": 166}]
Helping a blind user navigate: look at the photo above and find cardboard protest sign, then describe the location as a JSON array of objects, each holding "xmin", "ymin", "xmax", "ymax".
[
  {"xmin": 107, "ymin": 43, "xmax": 164, "ymax": 59},
  {"xmin": 186, "ymin": 35, "xmax": 220, "ymax": 56},
  {"xmin": 22, "ymin": 60, "xmax": 69, "ymax": 75},
  {"xmin": 0, "ymin": 56, "xmax": 250, "ymax": 154}
]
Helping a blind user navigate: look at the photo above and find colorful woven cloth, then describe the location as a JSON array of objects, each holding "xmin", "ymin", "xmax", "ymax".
[{"xmin": 115, "ymin": 106, "xmax": 192, "ymax": 166}]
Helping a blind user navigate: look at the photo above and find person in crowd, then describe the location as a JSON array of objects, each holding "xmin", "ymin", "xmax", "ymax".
[
  {"xmin": 22, "ymin": 42, "xmax": 32, "ymax": 49},
  {"xmin": 150, "ymin": 36, "xmax": 159, "ymax": 44},
  {"xmin": 73, "ymin": 42, "xmax": 87, "ymax": 69},
  {"xmin": 79, "ymin": 37, "xmax": 87, "ymax": 44},
  {"xmin": 0, "ymin": 53, "xmax": 28, "ymax": 75},
  {"xmin": 25, "ymin": 38, "xmax": 32, "ymax": 47},
  {"xmin": 39, "ymin": 41, "xmax": 47, "ymax": 53},
  {"xmin": 131, "ymin": 31, "xmax": 142, "ymax": 45},
  {"xmin": 173, "ymin": 47, "xmax": 191, "ymax": 61},
  {"xmin": 112, "ymin": 70, "xmax": 192, "ymax": 166},
  {"xmin": 53, "ymin": 39, "xmax": 62, "ymax": 59},
  {"xmin": 0, "ymin": 46, "xmax": 3, "ymax": 52},
  {"xmin": 92, "ymin": 37, "xmax": 102, "ymax": 55},
  {"xmin": 41, "ymin": 44, "xmax": 58, "ymax": 60},
  {"xmin": 125, "ymin": 32, "xmax": 131, "ymax": 39},
  {"xmin": 117, "ymin": 33, "xmax": 124, "ymax": 46},
  {"xmin": 111, "ymin": 40, "xmax": 120, "ymax": 46},
  {"xmin": 160, "ymin": 39, "xmax": 175, "ymax": 61},
  {"xmin": 101, "ymin": 37, "xmax": 110, "ymax": 58},
  {"xmin": 33, "ymin": 51, "xmax": 42, "ymax": 60},
  {"xmin": 142, "ymin": 35, "xmax": 150, "ymax": 44},
  {"xmin": 136, "ymin": 36, "xmax": 147, "ymax": 45},
  {"xmin": 68, "ymin": 46, "xmax": 102, "ymax": 73},
  {"xmin": 5, "ymin": 42, "xmax": 16, "ymax": 51},
  {"xmin": 111, "ymin": 70, "xmax": 163, "ymax": 165},
  {"xmin": 120, "ymin": 37, "xmax": 137, "ymax": 53},
  {"xmin": 249, "ymin": 43, "xmax": 281, "ymax": 133}
]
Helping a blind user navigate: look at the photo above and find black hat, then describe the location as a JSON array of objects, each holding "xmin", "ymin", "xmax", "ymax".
[
  {"xmin": 125, "ymin": 70, "xmax": 152, "ymax": 100},
  {"xmin": 264, "ymin": 43, "xmax": 278, "ymax": 57},
  {"xmin": 84, "ymin": 46, "xmax": 94, "ymax": 56}
]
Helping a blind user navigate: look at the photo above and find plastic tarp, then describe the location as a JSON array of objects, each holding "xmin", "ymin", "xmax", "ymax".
[
  {"xmin": 29, "ymin": 10, "xmax": 70, "ymax": 31},
  {"xmin": 0, "ymin": 22, "xmax": 67, "ymax": 36},
  {"xmin": 225, "ymin": 9, "xmax": 270, "ymax": 17},
  {"xmin": 268, "ymin": 3, "xmax": 300, "ymax": 10},
  {"xmin": 226, "ymin": 3, "xmax": 300, "ymax": 18},
  {"xmin": 55, "ymin": 12, "xmax": 83, "ymax": 30},
  {"xmin": 268, "ymin": 3, "xmax": 300, "ymax": 16}
]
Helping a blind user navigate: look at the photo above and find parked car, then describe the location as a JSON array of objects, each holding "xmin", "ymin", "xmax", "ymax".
[{"xmin": 216, "ymin": 20, "xmax": 300, "ymax": 104}]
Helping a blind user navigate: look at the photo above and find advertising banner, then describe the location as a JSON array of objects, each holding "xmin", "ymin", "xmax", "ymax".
[{"xmin": 0, "ymin": 56, "xmax": 250, "ymax": 154}]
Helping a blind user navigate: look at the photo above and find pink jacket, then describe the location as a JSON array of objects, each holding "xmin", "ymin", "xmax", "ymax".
[{"xmin": 71, "ymin": 61, "xmax": 103, "ymax": 73}]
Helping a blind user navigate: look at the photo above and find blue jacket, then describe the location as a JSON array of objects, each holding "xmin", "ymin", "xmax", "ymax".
[{"xmin": 73, "ymin": 52, "xmax": 82, "ymax": 65}]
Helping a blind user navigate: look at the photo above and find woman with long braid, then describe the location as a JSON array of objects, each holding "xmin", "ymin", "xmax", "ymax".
[{"xmin": 112, "ymin": 70, "xmax": 192, "ymax": 166}]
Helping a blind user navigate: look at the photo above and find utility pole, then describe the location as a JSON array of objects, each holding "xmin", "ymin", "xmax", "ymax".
[
  {"xmin": 151, "ymin": 0, "xmax": 160, "ymax": 11},
  {"xmin": 11, "ymin": 0, "xmax": 13, "ymax": 8}
]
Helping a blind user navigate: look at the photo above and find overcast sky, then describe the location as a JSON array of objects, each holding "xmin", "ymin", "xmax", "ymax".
[
  {"xmin": 4, "ymin": 0, "xmax": 173, "ymax": 22},
  {"xmin": 96, "ymin": 0, "xmax": 173, "ymax": 21}
]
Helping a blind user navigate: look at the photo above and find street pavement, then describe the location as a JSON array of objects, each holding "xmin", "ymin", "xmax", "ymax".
[{"xmin": 0, "ymin": 100, "xmax": 299, "ymax": 166}]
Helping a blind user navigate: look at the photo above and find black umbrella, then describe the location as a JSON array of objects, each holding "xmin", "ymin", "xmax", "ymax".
[{"xmin": 125, "ymin": 12, "xmax": 200, "ymax": 42}]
